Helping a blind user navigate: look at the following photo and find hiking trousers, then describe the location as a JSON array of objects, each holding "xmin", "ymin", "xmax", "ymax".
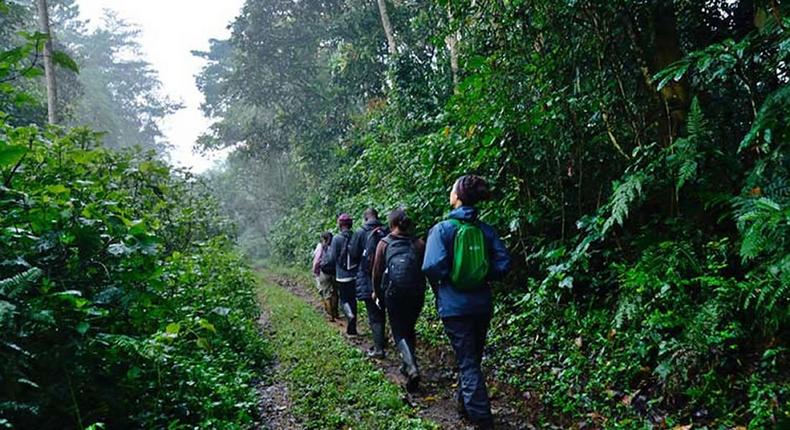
[
  {"xmin": 442, "ymin": 314, "xmax": 493, "ymax": 426},
  {"xmin": 316, "ymin": 272, "xmax": 336, "ymax": 300},
  {"xmin": 337, "ymin": 280, "xmax": 358, "ymax": 335},
  {"xmin": 386, "ymin": 294, "xmax": 425, "ymax": 360}
]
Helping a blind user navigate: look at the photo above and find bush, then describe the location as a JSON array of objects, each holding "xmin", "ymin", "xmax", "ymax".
[{"xmin": 0, "ymin": 123, "xmax": 269, "ymax": 429}]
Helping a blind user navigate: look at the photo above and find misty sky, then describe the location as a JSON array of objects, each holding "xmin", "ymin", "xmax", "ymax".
[{"xmin": 76, "ymin": 0, "xmax": 244, "ymax": 172}]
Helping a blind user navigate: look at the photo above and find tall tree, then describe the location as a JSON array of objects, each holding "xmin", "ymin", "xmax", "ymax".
[
  {"xmin": 35, "ymin": 0, "xmax": 57, "ymax": 124},
  {"xmin": 68, "ymin": 12, "xmax": 180, "ymax": 152},
  {"xmin": 376, "ymin": 0, "xmax": 397, "ymax": 55}
]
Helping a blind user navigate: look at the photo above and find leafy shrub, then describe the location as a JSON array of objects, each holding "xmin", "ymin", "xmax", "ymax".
[{"xmin": 0, "ymin": 122, "xmax": 269, "ymax": 428}]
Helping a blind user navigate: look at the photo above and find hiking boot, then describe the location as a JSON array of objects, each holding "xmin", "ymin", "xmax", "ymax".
[
  {"xmin": 367, "ymin": 347, "xmax": 386, "ymax": 359},
  {"xmin": 341, "ymin": 302, "xmax": 355, "ymax": 321},
  {"xmin": 370, "ymin": 321, "xmax": 387, "ymax": 354},
  {"xmin": 405, "ymin": 373, "xmax": 420, "ymax": 393},
  {"xmin": 397, "ymin": 339, "xmax": 420, "ymax": 393},
  {"xmin": 454, "ymin": 388, "xmax": 469, "ymax": 419}
]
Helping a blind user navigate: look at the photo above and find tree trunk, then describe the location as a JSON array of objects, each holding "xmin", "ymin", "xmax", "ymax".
[
  {"xmin": 445, "ymin": 6, "xmax": 460, "ymax": 91},
  {"xmin": 652, "ymin": 0, "xmax": 688, "ymax": 146},
  {"xmin": 376, "ymin": 0, "xmax": 397, "ymax": 56},
  {"xmin": 36, "ymin": 0, "xmax": 58, "ymax": 125}
]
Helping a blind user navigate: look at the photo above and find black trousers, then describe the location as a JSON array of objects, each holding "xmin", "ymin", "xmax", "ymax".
[
  {"xmin": 386, "ymin": 294, "xmax": 425, "ymax": 356},
  {"xmin": 442, "ymin": 314, "xmax": 493, "ymax": 425},
  {"xmin": 337, "ymin": 280, "xmax": 357, "ymax": 334}
]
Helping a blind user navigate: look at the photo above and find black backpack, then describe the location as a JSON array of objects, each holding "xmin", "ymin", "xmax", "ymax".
[
  {"xmin": 319, "ymin": 244, "xmax": 334, "ymax": 275},
  {"xmin": 361, "ymin": 226, "xmax": 388, "ymax": 273},
  {"xmin": 382, "ymin": 237, "xmax": 425, "ymax": 299},
  {"xmin": 338, "ymin": 230, "xmax": 357, "ymax": 272}
]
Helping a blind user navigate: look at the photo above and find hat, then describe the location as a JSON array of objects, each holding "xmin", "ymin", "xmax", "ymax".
[{"xmin": 337, "ymin": 213, "xmax": 353, "ymax": 227}]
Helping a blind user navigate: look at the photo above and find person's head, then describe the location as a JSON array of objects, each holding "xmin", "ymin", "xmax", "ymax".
[
  {"xmin": 387, "ymin": 208, "xmax": 414, "ymax": 235},
  {"xmin": 337, "ymin": 213, "xmax": 353, "ymax": 230},
  {"xmin": 450, "ymin": 175, "xmax": 490, "ymax": 208},
  {"xmin": 363, "ymin": 208, "xmax": 378, "ymax": 222},
  {"xmin": 320, "ymin": 231, "xmax": 332, "ymax": 246}
]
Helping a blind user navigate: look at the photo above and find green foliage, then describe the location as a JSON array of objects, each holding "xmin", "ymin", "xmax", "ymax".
[
  {"xmin": 257, "ymin": 275, "xmax": 436, "ymax": 430},
  {"xmin": 0, "ymin": 118, "xmax": 269, "ymax": 428},
  {"xmin": 203, "ymin": 0, "xmax": 790, "ymax": 427}
]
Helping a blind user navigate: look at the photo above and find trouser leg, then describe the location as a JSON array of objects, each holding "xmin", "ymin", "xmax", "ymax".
[
  {"xmin": 364, "ymin": 298, "xmax": 387, "ymax": 353},
  {"xmin": 388, "ymin": 296, "xmax": 424, "ymax": 392},
  {"xmin": 443, "ymin": 314, "xmax": 493, "ymax": 426},
  {"xmin": 330, "ymin": 284, "xmax": 339, "ymax": 319},
  {"xmin": 338, "ymin": 281, "xmax": 357, "ymax": 335},
  {"xmin": 318, "ymin": 274, "xmax": 339, "ymax": 320}
]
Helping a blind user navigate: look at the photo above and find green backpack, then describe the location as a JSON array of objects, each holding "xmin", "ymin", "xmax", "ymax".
[{"xmin": 448, "ymin": 219, "xmax": 490, "ymax": 290}]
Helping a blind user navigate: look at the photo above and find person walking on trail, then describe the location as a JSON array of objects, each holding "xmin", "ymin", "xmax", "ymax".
[
  {"xmin": 324, "ymin": 213, "xmax": 360, "ymax": 335},
  {"xmin": 371, "ymin": 208, "xmax": 426, "ymax": 393},
  {"xmin": 312, "ymin": 231, "xmax": 339, "ymax": 321},
  {"xmin": 422, "ymin": 175, "xmax": 512, "ymax": 430},
  {"xmin": 350, "ymin": 208, "xmax": 389, "ymax": 358}
]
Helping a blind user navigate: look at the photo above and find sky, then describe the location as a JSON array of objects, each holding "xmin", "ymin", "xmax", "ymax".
[{"xmin": 76, "ymin": 0, "xmax": 244, "ymax": 173}]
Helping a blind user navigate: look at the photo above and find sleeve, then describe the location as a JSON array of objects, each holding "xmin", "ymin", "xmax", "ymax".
[
  {"xmin": 326, "ymin": 235, "xmax": 339, "ymax": 268},
  {"xmin": 349, "ymin": 229, "xmax": 363, "ymax": 261},
  {"xmin": 485, "ymin": 226, "xmax": 512, "ymax": 281},
  {"xmin": 311, "ymin": 243, "xmax": 322, "ymax": 276},
  {"xmin": 421, "ymin": 222, "xmax": 451, "ymax": 284},
  {"xmin": 371, "ymin": 240, "xmax": 388, "ymax": 294}
]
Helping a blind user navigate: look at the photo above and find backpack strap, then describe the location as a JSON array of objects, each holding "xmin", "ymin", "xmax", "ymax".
[{"xmin": 380, "ymin": 235, "xmax": 394, "ymax": 257}]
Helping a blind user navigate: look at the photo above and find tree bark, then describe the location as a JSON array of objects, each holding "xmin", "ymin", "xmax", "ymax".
[
  {"xmin": 445, "ymin": 6, "xmax": 460, "ymax": 91},
  {"xmin": 376, "ymin": 0, "xmax": 397, "ymax": 56},
  {"xmin": 652, "ymin": 0, "xmax": 688, "ymax": 145},
  {"xmin": 36, "ymin": 0, "xmax": 58, "ymax": 125}
]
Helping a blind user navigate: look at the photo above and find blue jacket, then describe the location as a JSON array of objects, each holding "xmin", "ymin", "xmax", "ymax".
[{"xmin": 422, "ymin": 206, "xmax": 512, "ymax": 318}]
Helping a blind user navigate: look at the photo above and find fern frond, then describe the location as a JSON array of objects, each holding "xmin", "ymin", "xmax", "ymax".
[
  {"xmin": 603, "ymin": 172, "xmax": 646, "ymax": 233},
  {"xmin": 674, "ymin": 97, "xmax": 705, "ymax": 193},
  {"xmin": 0, "ymin": 268, "xmax": 43, "ymax": 298}
]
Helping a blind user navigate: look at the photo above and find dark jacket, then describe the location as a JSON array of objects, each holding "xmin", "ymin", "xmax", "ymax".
[
  {"xmin": 371, "ymin": 233, "xmax": 426, "ymax": 298},
  {"xmin": 352, "ymin": 219, "xmax": 386, "ymax": 299},
  {"xmin": 422, "ymin": 206, "xmax": 512, "ymax": 318},
  {"xmin": 326, "ymin": 228, "xmax": 357, "ymax": 282}
]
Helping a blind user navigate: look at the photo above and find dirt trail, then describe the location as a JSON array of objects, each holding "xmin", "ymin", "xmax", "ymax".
[
  {"xmin": 254, "ymin": 299, "xmax": 302, "ymax": 430},
  {"xmin": 263, "ymin": 272, "xmax": 535, "ymax": 430}
]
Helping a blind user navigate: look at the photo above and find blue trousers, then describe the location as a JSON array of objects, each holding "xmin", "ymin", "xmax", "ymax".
[{"xmin": 442, "ymin": 314, "xmax": 492, "ymax": 425}]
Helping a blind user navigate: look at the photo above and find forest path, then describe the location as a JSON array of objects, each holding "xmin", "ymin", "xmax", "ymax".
[
  {"xmin": 254, "ymin": 293, "xmax": 301, "ymax": 430},
  {"xmin": 258, "ymin": 268, "xmax": 533, "ymax": 430}
]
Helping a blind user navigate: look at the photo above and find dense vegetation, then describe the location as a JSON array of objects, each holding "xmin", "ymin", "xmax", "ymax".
[
  {"xmin": 0, "ymin": 5, "xmax": 268, "ymax": 428},
  {"xmin": 202, "ymin": 0, "xmax": 789, "ymax": 427}
]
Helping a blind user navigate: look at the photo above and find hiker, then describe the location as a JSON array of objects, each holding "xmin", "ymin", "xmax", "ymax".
[
  {"xmin": 422, "ymin": 175, "xmax": 512, "ymax": 430},
  {"xmin": 371, "ymin": 208, "xmax": 426, "ymax": 393},
  {"xmin": 324, "ymin": 213, "xmax": 359, "ymax": 335},
  {"xmin": 350, "ymin": 208, "xmax": 389, "ymax": 358},
  {"xmin": 312, "ymin": 231, "xmax": 338, "ymax": 320}
]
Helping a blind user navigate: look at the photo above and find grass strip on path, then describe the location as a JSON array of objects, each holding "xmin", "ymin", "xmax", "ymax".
[{"xmin": 257, "ymin": 274, "xmax": 438, "ymax": 430}]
